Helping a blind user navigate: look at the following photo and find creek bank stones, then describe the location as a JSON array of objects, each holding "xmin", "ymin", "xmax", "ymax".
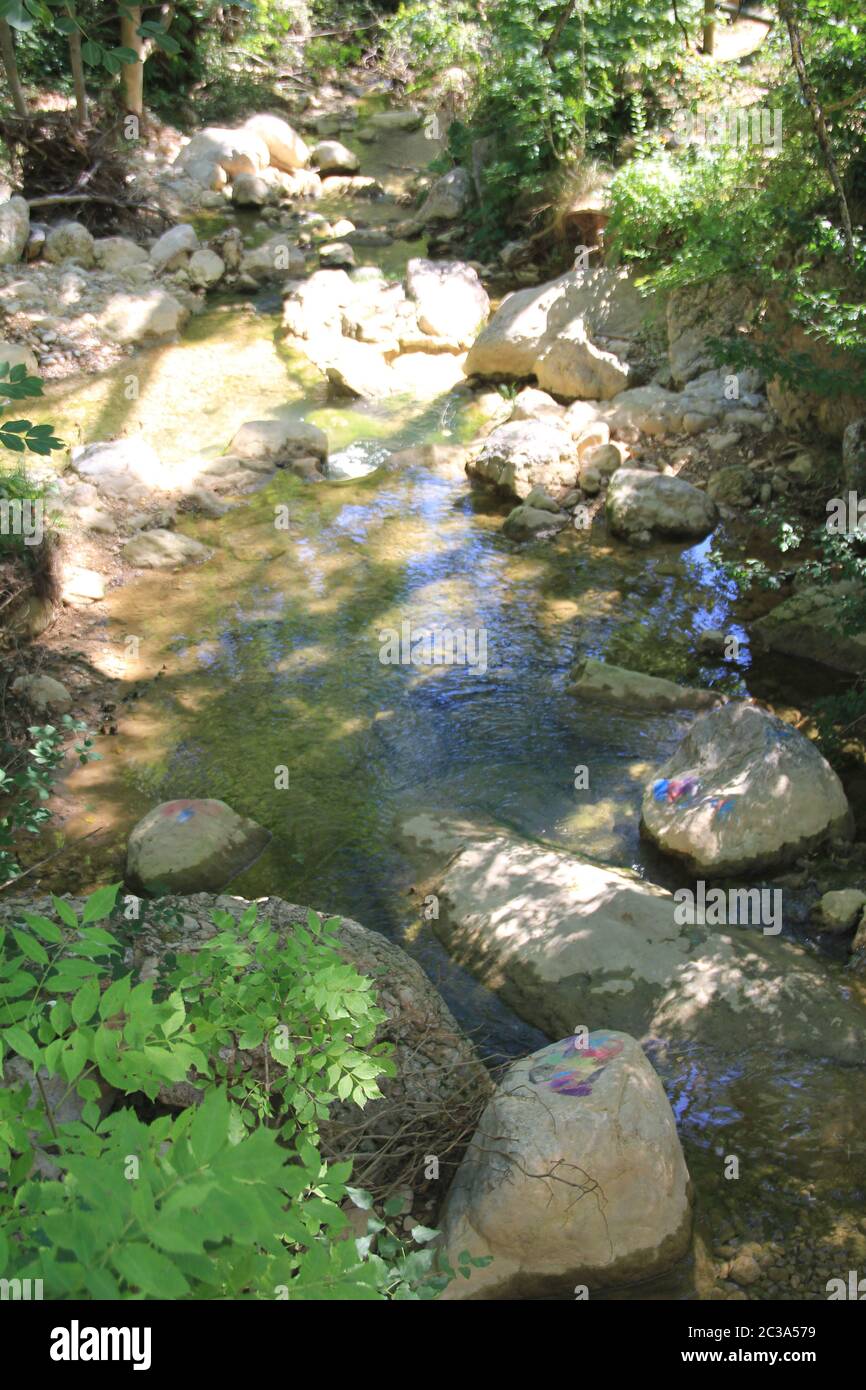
[
  {"xmin": 282, "ymin": 260, "xmax": 489, "ymax": 397},
  {"xmin": 126, "ymin": 799, "xmax": 271, "ymax": 896},
  {"xmin": 606, "ymin": 468, "xmax": 719, "ymax": 542},
  {"xmin": 439, "ymin": 1030, "xmax": 692, "ymax": 1299},
  {"xmin": 750, "ymin": 584, "xmax": 866, "ymax": 675},
  {"xmin": 640, "ymin": 702, "xmax": 852, "ymax": 876},
  {"xmin": 400, "ymin": 813, "xmax": 866, "ymax": 1064},
  {"xmin": 467, "ymin": 419, "xmax": 579, "ymax": 500}
]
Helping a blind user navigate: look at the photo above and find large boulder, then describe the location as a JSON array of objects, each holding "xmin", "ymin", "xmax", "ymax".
[
  {"xmin": 405, "ymin": 258, "xmax": 489, "ymax": 350},
  {"xmin": 0, "ymin": 339, "xmax": 38, "ymax": 375},
  {"xmin": 311, "ymin": 139, "xmax": 359, "ymax": 175},
  {"xmin": 174, "ymin": 127, "xmax": 270, "ymax": 181},
  {"xmin": 282, "ymin": 268, "xmax": 356, "ymax": 338},
  {"xmin": 439, "ymin": 1031, "xmax": 692, "ymax": 1298},
  {"xmin": 502, "ymin": 501, "xmax": 568, "ymax": 541},
  {"xmin": 534, "ymin": 319, "xmax": 630, "ymax": 400},
  {"xmin": 641, "ymin": 701, "xmax": 852, "ymax": 875},
  {"xmin": 44, "ymin": 221, "xmax": 96, "ymax": 268},
  {"xmin": 750, "ymin": 584, "xmax": 866, "ymax": 675},
  {"xmin": 244, "ymin": 113, "xmax": 309, "ymax": 171},
  {"xmin": 99, "ymin": 287, "xmax": 188, "ymax": 345},
  {"xmin": 187, "ymin": 248, "xmax": 225, "ymax": 288},
  {"xmin": 126, "ymin": 799, "xmax": 271, "ymax": 896},
  {"xmin": 70, "ymin": 437, "xmax": 169, "ymax": 501},
  {"xmin": 400, "ymin": 814, "xmax": 866, "ymax": 1063},
  {"xmin": 231, "ymin": 173, "xmax": 272, "ymax": 208},
  {"xmin": 464, "ymin": 268, "xmax": 653, "ymax": 391},
  {"xmin": 11, "ymin": 673, "xmax": 72, "ymax": 712},
  {"xmin": 228, "ymin": 417, "xmax": 327, "ymax": 466},
  {"xmin": 120, "ymin": 892, "xmax": 491, "ymax": 1196},
  {"xmin": 606, "ymin": 468, "xmax": 719, "ymax": 541},
  {"xmin": 0, "ymin": 195, "xmax": 29, "ymax": 265},
  {"xmin": 467, "ymin": 420, "xmax": 579, "ymax": 500},
  {"xmin": 416, "ymin": 167, "xmax": 471, "ymax": 224},
  {"xmin": 309, "ymin": 337, "xmax": 394, "ymax": 400}
]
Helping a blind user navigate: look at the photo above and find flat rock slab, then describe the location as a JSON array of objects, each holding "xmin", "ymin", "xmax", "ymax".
[
  {"xmin": 124, "ymin": 528, "xmax": 210, "ymax": 569},
  {"xmin": 569, "ymin": 657, "xmax": 722, "ymax": 712},
  {"xmin": 402, "ymin": 814, "xmax": 866, "ymax": 1063},
  {"xmin": 440, "ymin": 1030, "xmax": 691, "ymax": 1298},
  {"xmin": 641, "ymin": 701, "xmax": 852, "ymax": 875},
  {"xmin": 126, "ymin": 799, "xmax": 271, "ymax": 895}
]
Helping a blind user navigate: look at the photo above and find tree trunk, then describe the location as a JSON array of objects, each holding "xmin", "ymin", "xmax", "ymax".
[
  {"xmin": 68, "ymin": 31, "xmax": 88, "ymax": 127},
  {"xmin": 778, "ymin": 0, "xmax": 855, "ymax": 265},
  {"xmin": 0, "ymin": 19, "xmax": 28, "ymax": 118},
  {"xmin": 120, "ymin": 6, "xmax": 145, "ymax": 119},
  {"xmin": 702, "ymin": 0, "xmax": 716, "ymax": 55},
  {"xmin": 542, "ymin": 0, "xmax": 580, "ymax": 65}
]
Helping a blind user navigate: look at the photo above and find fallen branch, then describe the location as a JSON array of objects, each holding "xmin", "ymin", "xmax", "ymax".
[
  {"xmin": 26, "ymin": 192, "xmax": 167, "ymax": 219},
  {"xmin": 0, "ymin": 825, "xmax": 106, "ymax": 896}
]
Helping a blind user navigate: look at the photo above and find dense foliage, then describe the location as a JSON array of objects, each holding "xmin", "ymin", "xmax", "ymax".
[{"xmin": 0, "ymin": 889, "xmax": 484, "ymax": 1297}]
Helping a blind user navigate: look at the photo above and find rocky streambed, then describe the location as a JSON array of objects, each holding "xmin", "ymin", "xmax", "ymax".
[{"xmin": 3, "ymin": 89, "xmax": 866, "ymax": 1301}]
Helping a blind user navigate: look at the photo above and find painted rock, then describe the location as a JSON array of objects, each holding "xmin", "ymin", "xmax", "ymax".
[
  {"xmin": 439, "ymin": 1030, "xmax": 692, "ymax": 1298},
  {"xmin": 641, "ymin": 701, "xmax": 852, "ymax": 875},
  {"xmin": 126, "ymin": 799, "xmax": 271, "ymax": 896}
]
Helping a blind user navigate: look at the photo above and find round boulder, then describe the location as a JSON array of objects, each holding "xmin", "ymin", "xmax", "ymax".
[
  {"xmin": 126, "ymin": 799, "xmax": 272, "ymax": 896},
  {"xmin": 641, "ymin": 701, "xmax": 852, "ymax": 875},
  {"xmin": 439, "ymin": 1030, "xmax": 692, "ymax": 1298},
  {"xmin": 45, "ymin": 221, "xmax": 96, "ymax": 268},
  {"xmin": 816, "ymin": 889, "xmax": 866, "ymax": 934},
  {"xmin": 312, "ymin": 139, "xmax": 360, "ymax": 176},
  {"xmin": 243, "ymin": 113, "xmax": 309, "ymax": 171},
  {"xmin": 606, "ymin": 468, "xmax": 719, "ymax": 541}
]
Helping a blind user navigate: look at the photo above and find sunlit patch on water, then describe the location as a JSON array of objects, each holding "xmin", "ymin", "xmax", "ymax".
[{"xmin": 29, "ymin": 193, "xmax": 866, "ymax": 1298}]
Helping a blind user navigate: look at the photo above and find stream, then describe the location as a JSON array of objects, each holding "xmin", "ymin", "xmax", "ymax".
[{"xmin": 35, "ymin": 123, "xmax": 866, "ymax": 1298}]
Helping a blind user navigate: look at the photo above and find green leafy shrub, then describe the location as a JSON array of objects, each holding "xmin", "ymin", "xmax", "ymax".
[
  {"xmin": 0, "ymin": 889, "xmax": 486, "ymax": 1297},
  {"xmin": 0, "ymin": 720, "xmax": 99, "ymax": 888}
]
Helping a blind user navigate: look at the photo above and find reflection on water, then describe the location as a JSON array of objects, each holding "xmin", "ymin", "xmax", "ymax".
[{"xmin": 40, "ymin": 288, "xmax": 866, "ymax": 1296}]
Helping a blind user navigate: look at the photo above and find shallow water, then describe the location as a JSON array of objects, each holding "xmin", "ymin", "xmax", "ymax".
[{"xmin": 36, "ymin": 185, "xmax": 866, "ymax": 1297}]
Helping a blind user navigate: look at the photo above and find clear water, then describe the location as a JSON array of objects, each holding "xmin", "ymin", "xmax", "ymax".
[{"xmin": 34, "ymin": 174, "xmax": 866, "ymax": 1297}]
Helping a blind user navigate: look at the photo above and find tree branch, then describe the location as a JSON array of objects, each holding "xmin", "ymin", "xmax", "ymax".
[{"xmin": 778, "ymin": 0, "xmax": 855, "ymax": 265}]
